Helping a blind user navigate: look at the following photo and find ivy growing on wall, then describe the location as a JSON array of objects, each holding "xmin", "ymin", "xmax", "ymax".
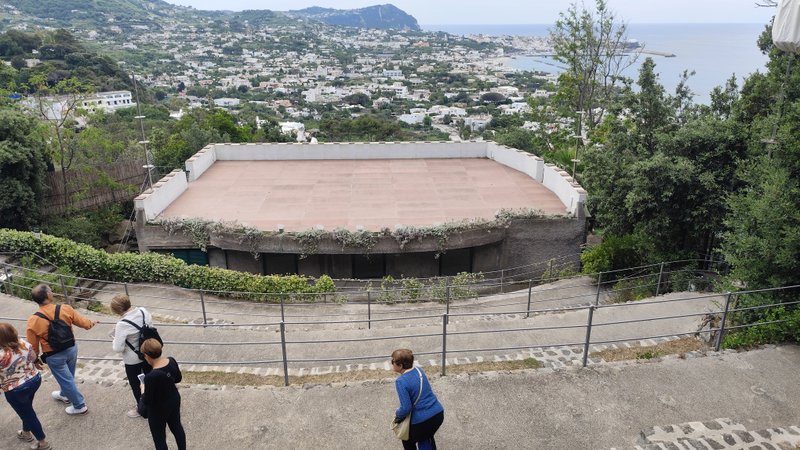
[{"xmin": 154, "ymin": 208, "xmax": 558, "ymax": 258}]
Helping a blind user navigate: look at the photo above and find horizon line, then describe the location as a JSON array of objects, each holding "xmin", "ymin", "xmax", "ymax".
[{"xmin": 419, "ymin": 22, "xmax": 768, "ymax": 26}]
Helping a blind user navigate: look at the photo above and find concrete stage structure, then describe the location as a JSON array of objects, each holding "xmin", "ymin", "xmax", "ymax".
[{"xmin": 135, "ymin": 142, "xmax": 588, "ymax": 279}]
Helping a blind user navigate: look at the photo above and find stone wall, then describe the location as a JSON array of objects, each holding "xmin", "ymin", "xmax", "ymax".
[{"xmin": 136, "ymin": 215, "xmax": 586, "ymax": 278}]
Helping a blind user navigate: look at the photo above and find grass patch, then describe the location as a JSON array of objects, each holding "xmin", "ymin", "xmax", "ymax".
[
  {"xmin": 590, "ymin": 337, "xmax": 706, "ymax": 362},
  {"xmin": 182, "ymin": 358, "xmax": 543, "ymax": 387},
  {"xmin": 86, "ymin": 300, "xmax": 112, "ymax": 314},
  {"xmin": 79, "ymin": 300, "xmax": 187, "ymax": 324},
  {"xmin": 151, "ymin": 314, "xmax": 188, "ymax": 324},
  {"xmin": 183, "ymin": 369, "xmax": 396, "ymax": 387},
  {"xmin": 446, "ymin": 357, "xmax": 542, "ymax": 374}
]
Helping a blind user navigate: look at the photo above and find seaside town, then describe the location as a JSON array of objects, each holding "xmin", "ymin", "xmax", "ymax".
[
  {"xmin": 1, "ymin": 1, "xmax": 799, "ymax": 449},
  {"xmin": 2, "ymin": 1, "xmax": 560, "ymax": 142}
]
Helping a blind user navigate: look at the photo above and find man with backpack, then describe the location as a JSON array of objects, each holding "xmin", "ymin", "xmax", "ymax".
[
  {"xmin": 26, "ymin": 284, "xmax": 97, "ymax": 415},
  {"xmin": 110, "ymin": 294, "xmax": 160, "ymax": 418}
]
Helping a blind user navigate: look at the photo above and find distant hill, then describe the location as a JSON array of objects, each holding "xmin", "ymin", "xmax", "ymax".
[
  {"xmin": 288, "ymin": 4, "xmax": 420, "ymax": 30},
  {"xmin": 2, "ymin": 0, "xmax": 180, "ymax": 28},
  {"xmin": 0, "ymin": 1, "xmax": 417, "ymax": 33}
]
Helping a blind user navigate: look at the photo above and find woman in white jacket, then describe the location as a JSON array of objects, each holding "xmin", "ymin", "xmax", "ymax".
[{"xmin": 110, "ymin": 294, "xmax": 153, "ymax": 418}]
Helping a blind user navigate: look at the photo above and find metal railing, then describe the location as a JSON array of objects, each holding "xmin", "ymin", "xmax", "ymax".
[
  {"xmin": 0, "ymin": 258, "xmax": 727, "ymax": 328},
  {"xmin": 2, "ymin": 264, "xmax": 794, "ymax": 386}
]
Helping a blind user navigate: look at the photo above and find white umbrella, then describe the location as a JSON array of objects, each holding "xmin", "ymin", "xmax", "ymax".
[{"xmin": 773, "ymin": 0, "xmax": 800, "ymax": 53}]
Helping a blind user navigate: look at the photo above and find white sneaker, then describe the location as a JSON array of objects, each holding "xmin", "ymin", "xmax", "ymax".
[
  {"xmin": 126, "ymin": 409, "xmax": 140, "ymax": 418},
  {"xmin": 65, "ymin": 405, "xmax": 88, "ymax": 415},
  {"xmin": 51, "ymin": 391, "xmax": 70, "ymax": 403}
]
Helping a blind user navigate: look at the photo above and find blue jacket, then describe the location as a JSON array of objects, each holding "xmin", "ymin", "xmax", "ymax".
[{"xmin": 395, "ymin": 367, "xmax": 444, "ymax": 424}]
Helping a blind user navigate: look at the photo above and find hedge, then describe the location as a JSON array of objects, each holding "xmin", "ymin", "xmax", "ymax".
[{"xmin": 0, "ymin": 229, "xmax": 335, "ymax": 301}]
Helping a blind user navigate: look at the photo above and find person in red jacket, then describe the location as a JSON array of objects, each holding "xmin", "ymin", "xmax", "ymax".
[{"xmin": 26, "ymin": 284, "xmax": 97, "ymax": 415}]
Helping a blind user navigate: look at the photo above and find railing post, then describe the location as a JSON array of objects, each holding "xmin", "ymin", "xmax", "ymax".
[
  {"xmin": 367, "ymin": 290, "xmax": 372, "ymax": 330},
  {"xmin": 714, "ymin": 292, "xmax": 733, "ymax": 352},
  {"xmin": 280, "ymin": 321, "xmax": 289, "ymax": 387},
  {"xmin": 441, "ymin": 314, "xmax": 447, "ymax": 376},
  {"xmin": 280, "ymin": 294, "xmax": 285, "ymax": 323},
  {"xmin": 59, "ymin": 275, "xmax": 71, "ymax": 306},
  {"xmin": 581, "ymin": 305, "xmax": 596, "ymax": 367},
  {"xmin": 199, "ymin": 291, "xmax": 208, "ymax": 327},
  {"xmin": 124, "ymin": 282, "xmax": 130, "ymax": 297},
  {"xmin": 499, "ymin": 269, "xmax": 505, "ymax": 293},
  {"xmin": 2, "ymin": 264, "xmax": 11, "ymax": 294},
  {"xmin": 594, "ymin": 272, "xmax": 603, "ymax": 306},
  {"xmin": 526, "ymin": 279, "xmax": 533, "ymax": 318},
  {"xmin": 445, "ymin": 278, "xmax": 450, "ymax": 325},
  {"xmin": 655, "ymin": 262, "xmax": 665, "ymax": 296}
]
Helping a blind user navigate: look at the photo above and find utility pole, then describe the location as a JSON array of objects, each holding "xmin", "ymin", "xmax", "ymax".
[
  {"xmin": 571, "ymin": 110, "xmax": 586, "ymax": 182},
  {"xmin": 131, "ymin": 72, "xmax": 154, "ymax": 189}
]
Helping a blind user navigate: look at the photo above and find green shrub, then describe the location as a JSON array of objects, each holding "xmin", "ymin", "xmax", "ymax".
[
  {"xmin": 722, "ymin": 306, "xmax": 800, "ymax": 349},
  {"xmin": 667, "ymin": 268, "xmax": 715, "ymax": 293},
  {"xmin": 374, "ymin": 276, "xmax": 427, "ymax": 303},
  {"xmin": 430, "ymin": 272, "xmax": 485, "ymax": 302},
  {"xmin": 609, "ymin": 276, "xmax": 656, "ymax": 303},
  {"xmin": 42, "ymin": 205, "xmax": 125, "ymax": 248},
  {"xmin": 581, "ymin": 234, "xmax": 645, "ymax": 280},
  {"xmin": 539, "ymin": 258, "xmax": 580, "ymax": 283},
  {"xmin": 400, "ymin": 277, "xmax": 424, "ymax": 301},
  {"xmin": 0, "ymin": 229, "xmax": 334, "ymax": 301}
]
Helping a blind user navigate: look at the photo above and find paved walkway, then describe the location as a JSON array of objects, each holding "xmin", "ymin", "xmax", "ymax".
[
  {"xmin": 87, "ymin": 276, "xmax": 605, "ymax": 328},
  {"xmin": 1, "ymin": 345, "xmax": 798, "ymax": 450},
  {"xmin": 0, "ymin": 286, "xmax": 720, "ymax": 381}
]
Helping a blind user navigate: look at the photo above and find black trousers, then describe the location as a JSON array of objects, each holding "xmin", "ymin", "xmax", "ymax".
[
  {"xmin": 147, "ymin": 398, "xmax": 186, "ymax": 450},
  {"xmin": 124, "ymin": 361, "xmax": 152, "ymax": 404},
  {"xmin": 402, "ymin": 411, "xmax": 444, "ymax": 450}
]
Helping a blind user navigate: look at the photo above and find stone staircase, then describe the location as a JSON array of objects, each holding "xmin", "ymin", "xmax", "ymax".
[{"xmin": 612, "ymin": 418, "xmax": 800, "ymax": 450}]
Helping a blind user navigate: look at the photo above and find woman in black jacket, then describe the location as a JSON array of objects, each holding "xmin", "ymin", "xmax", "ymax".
[{"xmin": 140, "ymin": 338, "xmax": 186, "ymax": 450}]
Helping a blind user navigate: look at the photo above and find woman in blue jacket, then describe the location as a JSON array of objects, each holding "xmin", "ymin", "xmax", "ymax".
[{"xmin": 392, "ymin": 348, "xmax": 444, "ymax": 450}]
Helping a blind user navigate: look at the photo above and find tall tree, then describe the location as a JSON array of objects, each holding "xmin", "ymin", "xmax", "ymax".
[
  {"xmin": 721, "ymin": 22, "xmax": 800, "ymax": 288},
  {"xmin": 584, "ymin": 58, "xmax": 745, "ymax": 261},
  {"xmin": 549, "ymin": 0, "xmax": 640, "ymax": 128},
  {"xmin": 0, "ymin": 105, "xmax": 47, "ymax": 229},
  {"xmin": 28, "ymin": 75, "xmax": 90, "ymax": 212}
]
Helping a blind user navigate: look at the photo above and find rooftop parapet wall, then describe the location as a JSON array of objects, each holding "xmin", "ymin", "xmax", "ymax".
[
  {"xmin": 486, "ymin": 143, "xmax": 586, "ymax": 215},
  {"xmin": 541, "ymin": 164, "xmax": 587, "ymax": 216},
  {"xmin": 175, "ymin": 141, "xmax": 587, "ymax": 217},
  {"xmin": 185, "ymin": 145, "xmax": 217, "ymax": 182},
  {"xmin": 134, "ymin": 170, "xmax": 188, "ymax": 221},
  {"xmin": 211, "ymin": 141, "xmax": 488, "ymax": 161}
]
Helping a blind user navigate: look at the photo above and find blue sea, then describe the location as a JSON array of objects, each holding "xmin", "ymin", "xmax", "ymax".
[{"xmin": 422, "ymin": 23, "xmax": 769, "ymax": 104}]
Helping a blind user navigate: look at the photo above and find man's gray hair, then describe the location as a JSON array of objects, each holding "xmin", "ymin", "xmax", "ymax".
[{"xmin": 31, "ymin": 284, "xmax": 51, "ymax": 305}]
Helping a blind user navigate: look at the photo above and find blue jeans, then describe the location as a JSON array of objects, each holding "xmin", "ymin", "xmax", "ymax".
[
  {"xmin": 46, "ymin": 345, "xmax": 85, "ymax": 409},
  {"xmin": 4, "ymin": 373, "xmax": 46, "ymax": 441}
]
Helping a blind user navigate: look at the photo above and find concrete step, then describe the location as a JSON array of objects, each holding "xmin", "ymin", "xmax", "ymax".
[
  {"xmin": 616, "ymin": 422, "xmax": 800, "ymax": 450},
  {"xmin": 641, "ymin": 418, "xmax": 746, "ymax": 444}
]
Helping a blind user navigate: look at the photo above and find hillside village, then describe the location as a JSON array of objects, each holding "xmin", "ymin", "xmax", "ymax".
[{"xmin": 1, "ymin": 1, "xmax": 559, "ymax": 142}]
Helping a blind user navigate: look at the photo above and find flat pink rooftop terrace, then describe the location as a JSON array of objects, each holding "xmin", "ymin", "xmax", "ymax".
[{"xmin": 159, "ymin": 159, "xmax": 566, "ymax": 231}]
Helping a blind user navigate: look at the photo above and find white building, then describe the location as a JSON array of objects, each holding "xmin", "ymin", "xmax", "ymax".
[
  {"xmin": 398, "ymin": 113, "xmax": 427, "ymax": 126},
  {"xmin": 383, "ymin": 69, "xmax": 404, "ymax": 79},
  {"xmin": 80, "ymin": 91, "xmax": 136, "ymax": 113},
  {"xmin": 213, "ymin": 98, "xmax": 241, "ymax": 108},
  {"xmin": 279, "ymin": 121, "xmax": 306, "ymax": 142},
  {"xmin": 464, "ymin": 115, "xmax": 493, "ymax": 131},
  {"xmin": 26, "ymin": 90, "xmax": 136, "ymax": 121}
]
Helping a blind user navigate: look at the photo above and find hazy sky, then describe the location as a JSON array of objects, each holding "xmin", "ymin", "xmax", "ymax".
[{"xmin": 165, "ymin": 0, "xmax": 776, "ymax": 25}]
